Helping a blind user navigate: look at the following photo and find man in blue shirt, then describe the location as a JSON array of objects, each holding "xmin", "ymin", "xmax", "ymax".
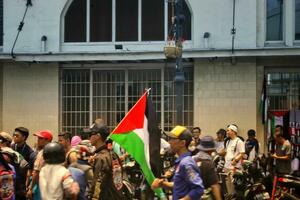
[{"xmin": 152, "ymin": 125, "xmax": 204, "ymax": 200}]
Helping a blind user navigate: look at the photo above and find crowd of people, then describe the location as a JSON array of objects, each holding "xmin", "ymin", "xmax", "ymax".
[
  {"xmin": 0, "ymin": 122, "xmax": 124, "ymax": 200},
  {"xmin": 156, "ymin": 124, "xmax": 294, "ymax": 199},
  {"xmin": 0, "ymin": 120, "xmax": 295, "ymax": 200}
]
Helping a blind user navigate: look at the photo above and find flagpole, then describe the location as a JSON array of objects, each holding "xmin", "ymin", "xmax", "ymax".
[{"xmin": 145, "ymin": 88, "xmax": 152, "ymax": 96}]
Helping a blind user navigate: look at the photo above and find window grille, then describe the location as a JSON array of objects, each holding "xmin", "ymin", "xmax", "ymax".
[
  {"xmin": 267, "ymin": 72, "xmax": 300, "ymax": 111},
  {"xmin": 60, "ymin": 66, "xmax": 193, "ymax": 134},
  {"xmin": 61, "ymin": 69, "xmax": 90, "ymax": 135},
  {"xmin": 92, "ymin": 70, "xmax": 126, "ymax": 130}
]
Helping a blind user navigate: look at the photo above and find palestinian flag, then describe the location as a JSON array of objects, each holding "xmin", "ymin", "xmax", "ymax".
[
  {"xmin": 110, "ymin": 90, "xmax": 165, "ymax": 198},
  {"xmin": 259, "ymin": 76, "xmax": 267, "ymax": 124}
]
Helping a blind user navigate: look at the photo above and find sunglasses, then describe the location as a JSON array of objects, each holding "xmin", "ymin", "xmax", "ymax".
[{"xmin": 89, "ymin": 132, "xmax": 100, "ymax": 137}]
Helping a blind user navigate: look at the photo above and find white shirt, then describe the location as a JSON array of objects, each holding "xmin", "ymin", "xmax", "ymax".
[
  {"xmin": 39, "ymin": 164, "xmax": 75, "ymax": 200},
  {"xmin": 215, "ymin": 140, "xmax": 224, "ymax": 154},
  {"xmin": 224, "ymin": 137, "xmax": 245, "ymax": 169},
  {"xmin": 160, "ymin": 138, "xmax": 171, "ymax": 154}
]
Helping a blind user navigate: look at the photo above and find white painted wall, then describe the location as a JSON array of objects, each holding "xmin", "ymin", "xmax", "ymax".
[
  {"xmin": 2, "ymin": 62, "xmax": 59, "ymax": 146},
  {"xmin": 3, "ymin": 0, "xmax": 68, "ymax": 53},
  {"xmin": 3, "ymin": 0, "xmax": 257, "ymax": 53},
  {"xmin": 189, "ymin": 0, "xmax": 257, "ymax": 49}
]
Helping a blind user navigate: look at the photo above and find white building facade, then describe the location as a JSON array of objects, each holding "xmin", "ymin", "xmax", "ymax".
[{"xmin": 0, "ymin": 0, "xmax": 300, "ymax": 151}]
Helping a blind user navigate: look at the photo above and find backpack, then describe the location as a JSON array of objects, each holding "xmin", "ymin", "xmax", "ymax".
[
  {"xmin": 97, "ymin": 148, "xmax": 126, "ymax": 200},
  {"xmin": 224, "ymin": 136, "xmax": 244, "ymax": 148},
  {"xmin": 66, "ymin": 149, "xmax": 77, "ymax": 166},
  {"xmin": 0, "ymin": 164, "xmax": 15, "ymax": 200},
  {"xmin": 0, "ymin": 147, "xmax": 29, "ymax": 198},
  {"xmin": 245, "ymin": 139, "xmax": 259, "ymax": 161},
  {"xmin": 109, "ymin": 148, "xmax": 123, "ymax": 191}
]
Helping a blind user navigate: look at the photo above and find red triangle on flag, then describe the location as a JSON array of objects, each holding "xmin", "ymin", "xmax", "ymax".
[{"xmin": 111, "ymin": 92, "xmax": 147, "ymax": 134}]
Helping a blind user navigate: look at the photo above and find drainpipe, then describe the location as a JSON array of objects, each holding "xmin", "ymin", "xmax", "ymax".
[{"xmin": 41, "ymin": 35, "xmax": 47, "ymax": 52}]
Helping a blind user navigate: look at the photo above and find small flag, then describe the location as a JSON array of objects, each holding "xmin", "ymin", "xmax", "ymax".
[{"xmin": 259, "ymin": 76, "xmax": 267, "ymax": 124}]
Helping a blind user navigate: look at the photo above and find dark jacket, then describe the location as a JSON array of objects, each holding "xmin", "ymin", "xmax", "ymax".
[{"xmin": 90, "ymin": 145, "xmax": 124, "ymax": 200}]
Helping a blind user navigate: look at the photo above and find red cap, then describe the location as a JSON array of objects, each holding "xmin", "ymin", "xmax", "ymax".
[{"xmin": 34, "ymin": 130, "xmax": 53, "ymax": 141}]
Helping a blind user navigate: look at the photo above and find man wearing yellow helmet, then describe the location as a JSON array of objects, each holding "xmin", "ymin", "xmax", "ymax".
[{"xmin": 152, "ymin": 125, "xmax": 204, "ymax": 200}]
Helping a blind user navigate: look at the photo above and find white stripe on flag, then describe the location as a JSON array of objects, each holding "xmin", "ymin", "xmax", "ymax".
[{"xmin": 133, "ymin": 116, "xmax": 151, "ymax": 169}]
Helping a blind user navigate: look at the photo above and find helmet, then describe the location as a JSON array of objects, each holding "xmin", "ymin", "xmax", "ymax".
[
  {"xmin": 0, "ymin": 147, "xmax": 21, "ymax": 164},
  {"xmin": 43, "ymin": 142, "xmax": 65, "ymax": 164},
  {"xmin": 89, "ymin": 125, "xmax": 110, "ymax": 141}
]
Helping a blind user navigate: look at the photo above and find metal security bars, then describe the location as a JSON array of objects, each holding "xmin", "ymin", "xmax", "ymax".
[
  {"xmin": 267, "ymin": 72, "xmax": 300, "ymax": 111},
  {"xmin": 164, "ymin": 67, "xmax": 193, "ymax": 131},
  {"xmin": 61, "ymin": 69, "xmax": 90, "ymax": 135},
  {"xmin": 60, "ymin": 65, "xmax": 193, "ymax": 134},
  {"xmin": 92, "ymin": 70, "xmax": 126, "ymax": 130}
]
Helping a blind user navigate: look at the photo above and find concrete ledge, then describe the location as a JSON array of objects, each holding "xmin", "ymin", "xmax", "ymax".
[{"xmin": 0, "ymin": 47, "xmax": 300, "ymax": 62}]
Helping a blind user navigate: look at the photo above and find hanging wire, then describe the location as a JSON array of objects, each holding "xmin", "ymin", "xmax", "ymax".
[{"xmin": 11, "ymin": 0, "xmax": 32, "ymax": 59}]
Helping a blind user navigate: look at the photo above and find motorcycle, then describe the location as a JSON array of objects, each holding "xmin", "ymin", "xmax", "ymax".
[
  {"xmin": 225, "ymin": 160, "xmax": 270, "ymax": 200},
  {"xmin": 123, "ymin": 160, "xmax": 155, "ymax": 200},
  {"xmin": 271, "ymin": 174, "xmax": 300, "ymax": 200},
  {"xmin": 257, "ymin": 153, "xmax": 300, "ymax": 200}
]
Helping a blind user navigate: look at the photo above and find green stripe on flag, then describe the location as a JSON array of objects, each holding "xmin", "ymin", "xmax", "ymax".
[
  {"xmin": 110, "ymin": 131, "xmax": 165, "ymax": 198},
  {"xmin": 271, "ymin": 116, "xmax": 275, "ymax": 137}
]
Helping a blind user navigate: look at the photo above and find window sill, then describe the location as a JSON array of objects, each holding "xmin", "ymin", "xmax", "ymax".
[
  {"xmin": 293, "ymin": 41, "xmax": 300, "ymax": 46},
  {"xmin": 264, "ymin": 41, "xmax": 285, "ymax": 47}
]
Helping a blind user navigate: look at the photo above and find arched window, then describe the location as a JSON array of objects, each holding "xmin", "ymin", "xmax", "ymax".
[
  {"xmin": 64, "ymin": 0, "xmax": 86, "ymax": 42},
  {"xmin": 63, "ymin": 0, "xmax": 191, "ymax": 43}
]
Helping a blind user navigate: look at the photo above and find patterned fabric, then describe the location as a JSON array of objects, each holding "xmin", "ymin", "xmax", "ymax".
[
  {"xmin": 0, "ymin": 164, "xmax": 15, "ymax": 200},
  {"xmin": 75, "ymin": 140, "xmax": 95, "ymax": 161}
]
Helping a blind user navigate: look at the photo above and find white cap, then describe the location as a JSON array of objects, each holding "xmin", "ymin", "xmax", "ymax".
[{"xmin": 227, "ymin": 124, "xmax": 238, "ymax": 133}]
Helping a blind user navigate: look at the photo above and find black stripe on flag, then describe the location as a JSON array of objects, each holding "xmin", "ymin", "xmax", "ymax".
[{"xmin": 145, "ymin": 96, "xmax": 163, "ymax": 178}]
